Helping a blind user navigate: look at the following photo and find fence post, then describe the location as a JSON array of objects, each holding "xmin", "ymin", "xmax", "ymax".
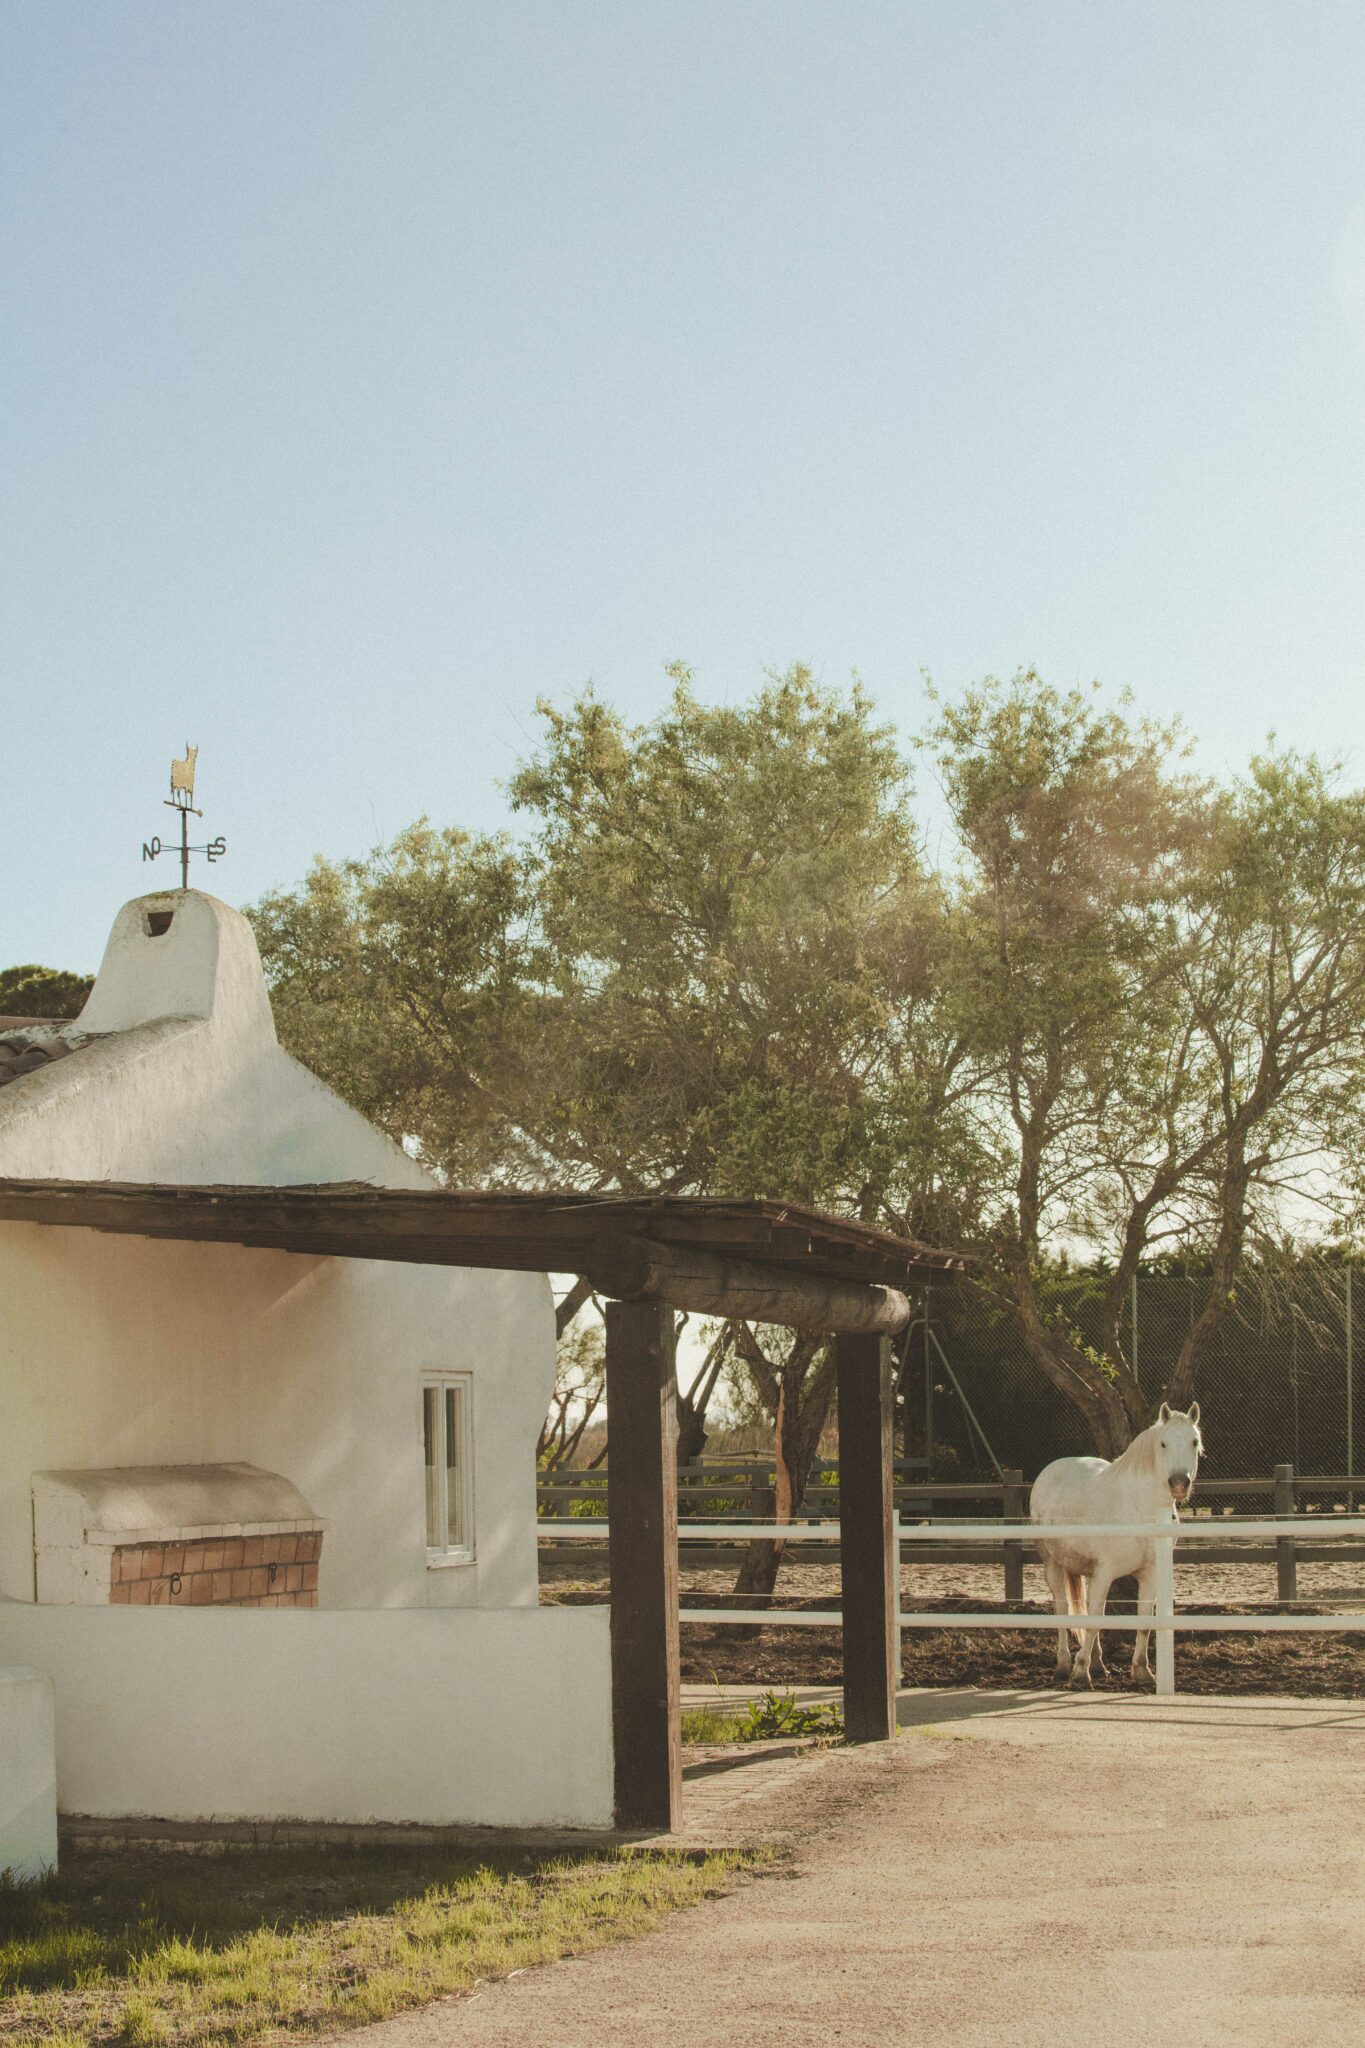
[
  {"xmin": 1274, "ymin": 1461, "xmax": 1298, "ymax": 1602},
  {"xmin": 1154, "ymin": 1530, "xmax": 1175, "ymax": 1696},
  {"xmin": 1002, "ymin": 1469, "xmax": 1025, "ymax": 1602},
  {"xmin": 892, "ymin": 1508, "xmax": 902, "ymax": 1697}
]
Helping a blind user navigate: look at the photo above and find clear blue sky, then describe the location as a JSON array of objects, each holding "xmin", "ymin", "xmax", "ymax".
[{"xmin": 5, "ymin": 1, "xmax": 1365, "ymax": 971}]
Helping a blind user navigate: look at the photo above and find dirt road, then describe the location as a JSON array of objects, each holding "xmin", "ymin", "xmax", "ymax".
[{"xmin": 343, "ymin": 1689, "xmax": 1365, "ymax": 2048}]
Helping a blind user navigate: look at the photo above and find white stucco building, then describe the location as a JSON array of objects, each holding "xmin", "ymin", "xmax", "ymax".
[{"xmin": 0, "ymin": 889, "xmax": 611, "ymax": 1850}]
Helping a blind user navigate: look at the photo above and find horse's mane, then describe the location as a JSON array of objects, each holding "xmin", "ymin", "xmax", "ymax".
[{"xmin": 1111, "ymin": 1421, "xmax": 1161, "ymax": 1479}]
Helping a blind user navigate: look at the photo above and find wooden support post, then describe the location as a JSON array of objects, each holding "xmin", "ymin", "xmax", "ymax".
[
  {"xmin": 605, "ymin": 1299, "xmax": 681, "ymax": 1831},
  {"xmin": 1274, "ymin": 1461, "xmax": 1298, "ymax": 1604},
  {"xmin": 1002, "ymin": 1468, "xmax": 1025, "ymax": 1602},
  {"xmin": 836, "ymin": 1330, "xmax": 897, "ymax": 1742}
]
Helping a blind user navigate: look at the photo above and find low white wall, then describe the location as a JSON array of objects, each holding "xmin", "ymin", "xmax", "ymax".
[
  {"xmin": 0, "ymin": 1606, "xmax": 612, "ymax": 1830},
  {"xmin": 0, "ymin": 1666, "xmax": 57, "ymax": 1878}
]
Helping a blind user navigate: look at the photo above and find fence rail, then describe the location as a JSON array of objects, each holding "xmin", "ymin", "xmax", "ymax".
[
  {"xmin": 657, "ymin": 1515, "xmax": 1365, "ymax": 1697},
  {"xmin": 537, "ymin": 1459, "xmax": 1364, "ymax": 1508},
  {"xmin": 539, "ymin": 1459, "xmax": 1365, "ymax": 1602}
]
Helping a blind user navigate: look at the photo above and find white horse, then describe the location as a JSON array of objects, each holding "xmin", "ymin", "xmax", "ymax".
[{"xmin": 1030, "ymin": 1402, "xmax": 1203, "ymax": 1688}]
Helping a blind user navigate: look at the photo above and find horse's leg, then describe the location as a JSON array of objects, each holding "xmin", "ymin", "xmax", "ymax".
[
  {"xmin": 1069, "ymin": 1566, "xmax": 1115, "ymax": 1688},
  {"xmin": 1130, "ymin": 1562, "xmax": 1156, "ymax": 1686},
  {"xmin": 1042, "ymin": 1557, "xmax": 1071, "ymax": 1676}
]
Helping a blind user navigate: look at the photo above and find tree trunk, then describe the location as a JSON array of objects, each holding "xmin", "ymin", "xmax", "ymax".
[
  {"xmin": 732, "ymin": 1340, "xmax": 834, "ymax": 1608},
  {"xmin": 1008, "ymin": 1283, "xmax": 1143, "ymax": 1457},
  {"xmin": 555, "ymin": 1273, "xmax": 594, "ymax": 1337},
  {"xmin": 676, "ymin": 1393, "xmax": 709, "ymax": 1468},
  {"xmin": 674, "ymin": 1325, "xmax": 733, "ymax": 1470},
  {"xmin": 1165, "ymin": 1169, "xmax": 1252, "ymax": 1410}
]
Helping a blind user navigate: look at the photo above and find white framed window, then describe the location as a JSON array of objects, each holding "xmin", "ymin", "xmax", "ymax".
[{"xmin": 423, "ymin": 1373, "xmax": 474, "ymax": 1565}]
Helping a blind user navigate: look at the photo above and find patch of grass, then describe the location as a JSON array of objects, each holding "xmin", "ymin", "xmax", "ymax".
[
  {"xmin": 679, "ymin": 1704, "xmax": 751, "ymax": 1743},
  {"xmin": 0, "ymin": 1841, "xmax": 763, "ymax": 2047},
  {"xmin": 680, "ymin": 1688, "xmax": 844, "ymax": 1745},
  {"xmin": 739, "ymin": 1689, "xmax": 843, "ymax": 1740}
]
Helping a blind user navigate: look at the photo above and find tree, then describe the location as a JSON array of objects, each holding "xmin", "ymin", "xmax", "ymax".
[
  {"xmin": 250, "ymin": 824, "xmax": 607, "ymax": 1336},
  {"xmin": 675, "ymin": 1322, "xmax": 735, "ymax": 1467},
  {"xmin": 509, "ymin": 665, "xmax": 938, "ymax": 1590},
  {"xmin": 1159, "ymin": 751, "xmax": 1365, "ymax": 1407},
  {"xmin": 538, "ymin": 1312, "xmax": 606, "ymax": 1470},
  {"xmin": 249, "ymin": 663, "xmax": 1365, "ymax": 1482},
  {"xmin": 916, "ymin": 675, "xmax": 1365, "ymax": 1453},
  {"xmin": 249, "ymin": 822, "xmax": 549, "ymax": 1185},
  {"xmin": 253, "ymin": 667, "xmax": 945, "ymax": 1585},
  {"xmin": 0, "ymin": 965, "xmax": 93, "ymax": 1019}
]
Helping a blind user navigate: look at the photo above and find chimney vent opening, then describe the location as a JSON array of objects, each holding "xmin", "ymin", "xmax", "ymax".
[{"xmin": 145, "ymin": 910, "xmax": 174, "ymax": 938}]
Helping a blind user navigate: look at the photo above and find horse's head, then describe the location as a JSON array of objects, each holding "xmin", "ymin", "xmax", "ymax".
[{"xmin": 1156, "ymin": 1401, "xmax": 1202, "ymax": 1503}]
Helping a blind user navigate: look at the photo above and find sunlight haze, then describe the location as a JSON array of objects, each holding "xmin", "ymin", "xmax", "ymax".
[{"xmin": 5, "ymin": 1, "xmax": 1365, "ymax": 967}]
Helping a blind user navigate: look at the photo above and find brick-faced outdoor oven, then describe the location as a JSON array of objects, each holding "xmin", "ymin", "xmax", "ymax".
[{"xmin": 31, "ymin": 1463, "xmax": 324, "ymax": 1609}]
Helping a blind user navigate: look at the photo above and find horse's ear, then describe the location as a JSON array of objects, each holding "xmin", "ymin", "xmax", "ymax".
[
  {"xmin": 1159, "ymin": 1401, "xmax": 1171, "ymax": 1423},
  {"xmin": 1189, "ymin": 1401, "xmax": 1200, "ymax": 1426}
]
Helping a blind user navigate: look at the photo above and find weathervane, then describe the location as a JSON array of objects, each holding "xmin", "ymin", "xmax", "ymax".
[{"xmin": 141, "ymin": 745, "xmax": 227, "ymax": 890}]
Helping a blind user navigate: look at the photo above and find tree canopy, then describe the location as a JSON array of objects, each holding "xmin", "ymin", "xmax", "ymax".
[
  {"xmin": 0, "ymin": 964, "xmax": 93, "ymax": 1019},
  {"xmin": 915, "ymin": 677, "xmax": 1365, "ymax": 1451},
  {"xmin": 249, "ymin": 666, "xmax": 1365, "ymax": 1466}
]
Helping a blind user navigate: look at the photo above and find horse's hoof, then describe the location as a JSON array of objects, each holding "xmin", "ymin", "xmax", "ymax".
[{"xmin": 1068, "ymin": 1669, "xmax": 1093, "ymax": 1691}]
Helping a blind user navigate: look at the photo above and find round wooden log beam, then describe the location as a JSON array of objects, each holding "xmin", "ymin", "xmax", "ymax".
[{"xmin": 587, "ymin": 1235, "xmax": 911, "ymax": 1335}]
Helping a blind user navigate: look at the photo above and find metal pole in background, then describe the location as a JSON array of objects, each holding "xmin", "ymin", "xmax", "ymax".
[
  {"xmin": 924, "ymin": 1283, "xmax": 934, "ymax": 1482},
  {"xmin": 1347, "ymin": 1266, "xmax": 1354, "ymax": 1512},
  {"xmin": 1132, "ymin": 1272, "xmax": 1140, "ymax": 1395}
]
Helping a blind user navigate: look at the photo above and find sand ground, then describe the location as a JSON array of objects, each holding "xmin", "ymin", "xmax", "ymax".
[{"xmin": 337, "ymin": 1686, "xmax": 1365, "ymax": 2048}]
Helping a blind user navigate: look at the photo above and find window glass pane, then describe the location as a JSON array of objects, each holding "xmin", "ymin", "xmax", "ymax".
[
  {"xmin": 445, "ymin": 1385, "xmax": 463, "ymax": 1548},
  {"xmin": 424, "ymin": 1385, "xmax": 441, "ymax": 1547}
]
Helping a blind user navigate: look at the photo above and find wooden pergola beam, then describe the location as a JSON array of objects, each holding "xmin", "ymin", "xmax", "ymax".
[
  {"xmin": 0, "ymin": 1177, "xmax": 961, "ymax": 1290},
  {"xmin": 587, "ymin": 1236, "xmax": 911, "ymax": 1336}
]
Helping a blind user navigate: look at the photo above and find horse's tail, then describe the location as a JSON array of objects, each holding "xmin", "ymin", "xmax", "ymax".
[{"xmin": 1063, "ymin": 1570, "xmax": 1086, "ymax": 1615}]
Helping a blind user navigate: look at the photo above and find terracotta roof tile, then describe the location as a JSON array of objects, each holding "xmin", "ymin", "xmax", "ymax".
[{"xmin": 0, "ymin": 1031, "xmax": 76, "ymax": 1090}]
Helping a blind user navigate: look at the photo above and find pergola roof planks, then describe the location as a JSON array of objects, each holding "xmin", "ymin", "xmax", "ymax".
[
  {"xmin": 0, "ymin": 1179, "xmax": 962, "ymax": 1335},
  {"xmin": 0, "ymin": 1176, "xmax": 963, "ymax": 1828}
]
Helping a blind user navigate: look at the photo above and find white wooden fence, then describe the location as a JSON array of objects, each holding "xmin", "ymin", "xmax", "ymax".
[{"xmin": 548, "ymin": 1513, "xmax": 1365, "ymax": 1697}]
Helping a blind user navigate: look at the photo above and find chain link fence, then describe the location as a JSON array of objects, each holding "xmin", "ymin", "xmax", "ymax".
[{"xmin": 906, "ymin": 1264, "xmax": 1362, "ymax": 1490}]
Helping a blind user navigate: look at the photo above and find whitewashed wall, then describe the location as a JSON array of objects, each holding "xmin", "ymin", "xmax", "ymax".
[
  {"xmin": 0, "ymin": 1666, "xmax": 57, "ymax": 1876},
  {"xmin": 0, "ymin": 890, "xmax": 557, "ymax": 1614},
  {"xmin": 0, "ymin": 1605, "xmax": 612, "ymax": 1829}
]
